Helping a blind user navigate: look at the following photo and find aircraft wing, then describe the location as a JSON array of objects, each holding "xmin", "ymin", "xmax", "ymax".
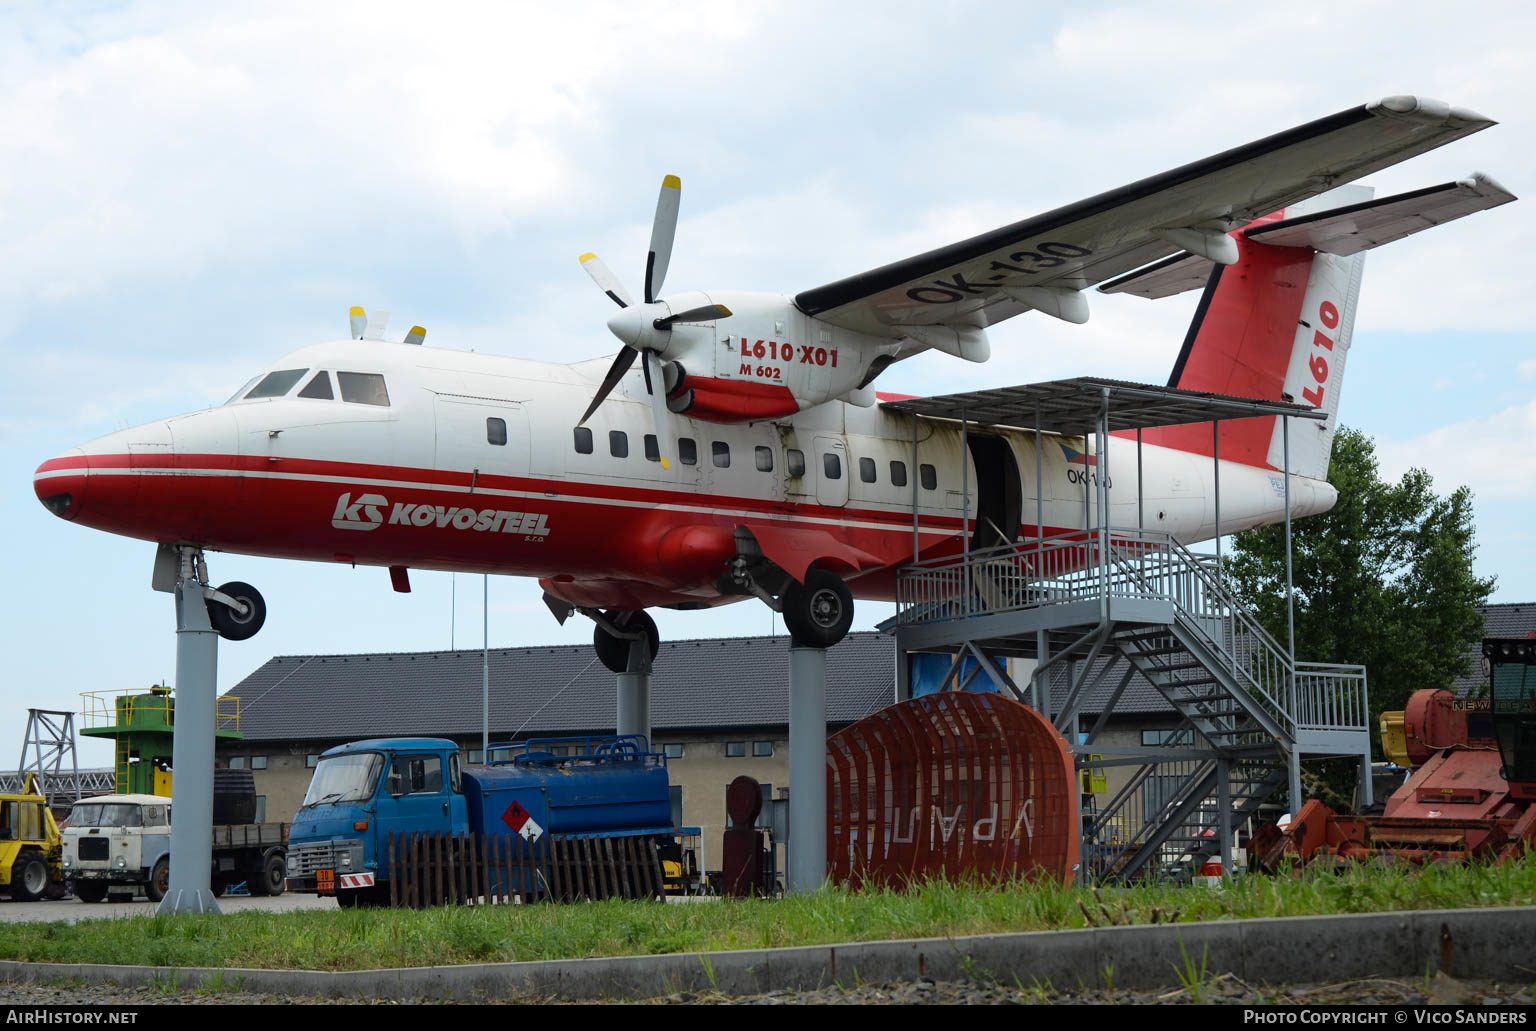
[{"xmin": 794, "ymin": 96, "xmax": 1495, "ymax": 336}]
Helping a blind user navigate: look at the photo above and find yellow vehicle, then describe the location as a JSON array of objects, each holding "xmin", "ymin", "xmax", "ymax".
[{"xmin": 0, "ymin": 774, "xmax": 64, "ymax": 901}]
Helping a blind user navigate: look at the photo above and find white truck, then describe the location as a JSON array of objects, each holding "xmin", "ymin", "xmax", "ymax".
[{"xmin": 62, "ymin": 793, "xmax": 288, "ymax": 902}]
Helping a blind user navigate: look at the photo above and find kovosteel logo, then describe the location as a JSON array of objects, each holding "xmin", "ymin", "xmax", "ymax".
[{"xmin": 332, "ymin": 492, "xmax": 551, "ymax": 535}]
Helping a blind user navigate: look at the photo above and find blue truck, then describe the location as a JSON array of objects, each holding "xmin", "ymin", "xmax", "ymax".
[{"xmin": 286, "ymin": 734, "xmax": 699, "ymax": 906}]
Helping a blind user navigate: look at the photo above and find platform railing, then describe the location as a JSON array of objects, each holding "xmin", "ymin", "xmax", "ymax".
[{"xmin": 896, "ymin": 528, "xmax": 1368, "ymax": 735}]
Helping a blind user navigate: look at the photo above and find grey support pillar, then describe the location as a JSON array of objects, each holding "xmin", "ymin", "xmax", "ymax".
[
  {"xmin": 616, "ymin": 638, "xmax": 652, "ymax": 742},
  {"xmin": 1289, "ymin": 750, "xmax": 1304, "ymax": 821},
  {"xmin": 787, "ymin": 646, "xmax": 827, "ymax": 893},
  {"xmin": 158, "ymin": 576, "xmax": 221, "ymax": 915},
  {"xmin": 1217, "ymin": 758, "xmax": 1232, "ymax": 882}
]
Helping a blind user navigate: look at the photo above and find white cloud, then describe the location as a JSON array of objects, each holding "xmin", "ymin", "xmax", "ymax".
[{"xmin": 1375, "ymin": 399, "xmax": 1536, "ymax": 502}]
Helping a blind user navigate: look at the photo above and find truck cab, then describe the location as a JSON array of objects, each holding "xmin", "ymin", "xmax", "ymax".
[
  {"xmin": 287, "ymin": 738, "xmax": 467, "ymax": 902},
  {"xmin": 61, "ymin": 794, "xmax": 172, "ymax": 903}
]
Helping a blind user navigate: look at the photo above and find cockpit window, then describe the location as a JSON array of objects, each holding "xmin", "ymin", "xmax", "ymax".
[
  {"xmin": 225, "ymin": 376, "xmax": 260, "ymax": 405},
  {"xmin": 244, "ymin": 369, "xmax": 310, "ymax": 399},
  {"xmin": 338, "ymin": 372, "xmax": 390, "ymax": 406},
  {"xmin": 298, "ymin": 371, "xmax": 334, "ymax": 400}
]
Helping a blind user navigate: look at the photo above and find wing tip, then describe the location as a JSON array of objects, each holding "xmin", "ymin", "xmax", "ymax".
[{"xmin": 662, "ymin": 174, "xmax": 681, "ymax": 190}]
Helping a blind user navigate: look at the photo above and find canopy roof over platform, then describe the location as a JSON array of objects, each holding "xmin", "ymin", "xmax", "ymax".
[{"xmin": 880, "ymin": 376, "xmax": 1325, "ymax": 435}]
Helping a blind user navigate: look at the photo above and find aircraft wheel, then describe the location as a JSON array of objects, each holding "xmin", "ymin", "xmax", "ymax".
[
  {"xmin": 593, "ymin": 610, "xmax": 660, "ymax": 674},
  {"xmin": 782, "ymin": 569, "xmax": 854, "ymax": 649},
  {"xmin": 207, "ymin": 581, "xmax": 267, "ymax": 641}
]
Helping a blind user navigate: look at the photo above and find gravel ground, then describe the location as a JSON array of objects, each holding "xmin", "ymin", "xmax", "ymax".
[{"xmin": 3, "ymin": 970, "xmax": 1533, "ymax": 1006}]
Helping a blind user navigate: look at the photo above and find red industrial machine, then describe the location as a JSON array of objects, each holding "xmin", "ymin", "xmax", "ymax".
[{"xmin": 1255, "ymin": 637, "xmax": 1536, "ymax": 870}]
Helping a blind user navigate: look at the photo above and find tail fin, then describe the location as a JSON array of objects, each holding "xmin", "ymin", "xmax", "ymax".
[
  {"xmin": 1146, "ymin": 185, "xmax": 1370, "ymax": 479},
  {"xmin": 1110, "ymin": 174, "xmax": 1515, "ymax": 479}
]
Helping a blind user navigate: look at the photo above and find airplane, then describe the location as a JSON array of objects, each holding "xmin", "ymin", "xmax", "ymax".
[{"xmin": 32, "ymin": 95, "xmax": 1515, "ymax": 671}]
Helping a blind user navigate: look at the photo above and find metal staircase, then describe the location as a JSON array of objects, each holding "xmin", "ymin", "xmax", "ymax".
[{"xmin": 895, "ymin": 527, "xmax": 1371, "ymax": 883}]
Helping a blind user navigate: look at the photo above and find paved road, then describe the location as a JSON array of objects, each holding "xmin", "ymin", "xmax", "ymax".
[{"xmin": 0, "ymin": 892, "xmax": 336, "ymax": 923}]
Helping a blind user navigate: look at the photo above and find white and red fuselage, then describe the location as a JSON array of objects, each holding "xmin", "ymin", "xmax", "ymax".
[
  {"xmin": 34, "ymin": 99, "xmax": 1510, "ymax": 616},
  {"xmin": 32, "ymin": 329, "xmax": 1335, "ymax": 612}
]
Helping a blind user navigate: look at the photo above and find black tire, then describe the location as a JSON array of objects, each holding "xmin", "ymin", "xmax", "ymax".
[
  {"xmin": 210, "ymin": 876, "xmax": 229, "ymax": 897},
  {"xmin": 10, "ymin": 853, "xmax": 49, "ymax": 902},
  {"xmin": 248, "ymin": 851, "xmax": 285, "ymax": 897},
  {"xmin": 212, "ymin": 769, "xmax": 257, "ymax": 825},
  {"xmin": 146, "ymin": 857, "xmax": 170, "ymax": 902},
  {"xmin": 781, "ymin": 569, "xmax": 854, "ymax": 649},
  {"xmin": 336, "ymin": 886, "xmax": 387, "ymax": 909},
  {"xmin": 207, "ymin": 581, "xmax": 266, "ymax": 641},
  {"xmin": 593, "ymin": 609, "xmax": 660, "ymax": 674},
  {"xmin": 74, "ymin": 881, "xmax": 108, "ymax": 904}
]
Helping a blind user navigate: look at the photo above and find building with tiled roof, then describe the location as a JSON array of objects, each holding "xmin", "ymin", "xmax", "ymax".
[
  {"xmin": 1453, "ymin": 603, "xmax": 1536, "ymax": 697},
  {"xmin": 217, "ymin": 631, "xmax": 899, "ymax": 851}
]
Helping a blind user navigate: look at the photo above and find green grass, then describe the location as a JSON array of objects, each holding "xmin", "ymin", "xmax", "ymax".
[{"xmin": 3, "ymin": 859, "xmax": 1533, "ymax": 973}]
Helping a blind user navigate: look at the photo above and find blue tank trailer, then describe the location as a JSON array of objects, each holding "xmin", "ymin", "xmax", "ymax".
[{"xmin": 286, "ymin": 734, "xmax": 701, "ymax": 906}]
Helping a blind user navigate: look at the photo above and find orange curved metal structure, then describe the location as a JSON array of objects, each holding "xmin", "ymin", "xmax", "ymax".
[{"xmin": 827, "ymin": 691, "xmax": 1078, "ymax": 887}]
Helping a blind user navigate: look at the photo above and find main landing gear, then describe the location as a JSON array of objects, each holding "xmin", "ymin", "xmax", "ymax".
[
  {"xmin": 779, "ymin": 570, "xmax": 854, "ymax": 650},
  {"xmin": 157, "ymin": 545, "xmax": 267, "ymax": 641},
  {"xmin": 730, "ymin": 560, "xmax": 856, "ymax": 650},
  {"xmin": 591, "ymin": 609, "xmax": 660, "ymax": 675}
]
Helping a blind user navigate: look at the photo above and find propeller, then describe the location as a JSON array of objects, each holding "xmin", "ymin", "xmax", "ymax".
[
  {"xmin": 576, "ymin": 175, "xmax": 731, "ymax": 470},
  {"xmin": 349, "ymin": 306, "xmax": 426, "ymax": 345}
]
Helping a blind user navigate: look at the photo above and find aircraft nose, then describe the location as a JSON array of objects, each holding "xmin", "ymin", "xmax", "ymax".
[{"xmin": 34, "ymin": 448, "xmax": 88, "ymax": 521}]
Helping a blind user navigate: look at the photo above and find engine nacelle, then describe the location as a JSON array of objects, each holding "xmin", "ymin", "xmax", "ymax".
[{"xmin": 655, "ymin": 291, "xmax": 908, "ymax": 424}]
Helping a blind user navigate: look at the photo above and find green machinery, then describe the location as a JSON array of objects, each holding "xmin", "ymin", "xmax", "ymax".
[{"xmin": 80, "ymin": 686, "xmax": 243, "ymax": 796}]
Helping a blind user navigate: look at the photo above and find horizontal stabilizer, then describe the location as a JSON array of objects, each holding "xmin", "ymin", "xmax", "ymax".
[
  {"xmin": 1244, "ymin": 172, "xmax": 1515, "ymax": 255},
  {"xmin": 1097, "ymin": 250, "xmax": 1215, "ymax": 299},
  {"xmin": 1099, "ymin": 172, "xmax": 1514, "ymax": 299}
]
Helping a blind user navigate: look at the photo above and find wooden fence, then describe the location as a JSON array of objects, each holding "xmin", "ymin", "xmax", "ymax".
[{"xmin": 385, "ymin": 831, "xmax": 668, "ymax": 908}]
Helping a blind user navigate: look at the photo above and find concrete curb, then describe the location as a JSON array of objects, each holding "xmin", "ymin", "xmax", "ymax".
[{"xmin": 3, "ymin": 906, "xmax": 1534, "ymax": 1001}]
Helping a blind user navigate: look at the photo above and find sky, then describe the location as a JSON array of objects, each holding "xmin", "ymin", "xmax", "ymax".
[{"xmin": 4, "ymin": 1, "xmax": 1533, "ymax": 768}]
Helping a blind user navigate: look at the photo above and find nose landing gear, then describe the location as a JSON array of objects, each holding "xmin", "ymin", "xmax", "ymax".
[
  {"xmin": 205, "ymin": 581, "xmax": 266, "ymax": 641},
  {"xmin": 154, "ymin": 544, "xmax": 267, "ymax": 641}
]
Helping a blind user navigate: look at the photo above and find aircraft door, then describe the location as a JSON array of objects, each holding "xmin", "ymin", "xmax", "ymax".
[
  {"xmin": 813, "ymin": 436, "xmax": 848, "ymax": 507},
  {"xmin": 433, "ymin": 395, "xmax": 530, "ymax": 478},
  {"xmin": 966, "ymin": 434, "xmax": 1022, "ymax": 549}
]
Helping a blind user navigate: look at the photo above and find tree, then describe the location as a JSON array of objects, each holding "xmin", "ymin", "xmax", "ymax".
[{"xmin": 1227, "ymin": 427, "xmax": 1495, "ymax": 768}]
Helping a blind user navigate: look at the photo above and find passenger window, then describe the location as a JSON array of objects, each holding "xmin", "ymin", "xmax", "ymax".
[
  {"xmin": 245, "ymin": 368, "xmax": 309, "ymax": 399},
  {"xmin": 644, "ymin": 434, "xmax": 660, "ymax": 462},
  {"xmin": 487, "ymin": 418, "xmax": 507, "ymax": 446},
  {"xmin": 610, "ymin": 431, "xmax": 628, "ymax": 458},
  {"xmin": 859, "ymin": 457, "xmax": 876, "ymax": 483},
  {"xmin": 574, "ymin": 427, "xmax": 593, "ymax": 454},
  {"xmin": 712, "ymin": 442, "xmax": 730, "ymax": 468},
  {"xmin": 921, "ymin": 464, "xmax": 937, "ymax": 490},
  {"xmin": 297, "ymin": 371, "xmax": 333, "ymax": 400},
  {"xmin": 891, "ymin": 461, "xmax": 908, "ymax": 487},
  {"xmin": 787, "ymin": 449, "xmax": 806, "ymax": 477},
  {"xmin": 337, "ymin": 372, "xmax": 390, "ymax": 406},
  {"xmin": 824, "ymin": 453, "xmax": 842, "ymax": 480},
  {"xmin": 678, "ymin": 438, "xmax": 697, "ymax": 465},
  {"xmin": 755, "ymin": 446, "xmax": 774, "ymax": 472}
]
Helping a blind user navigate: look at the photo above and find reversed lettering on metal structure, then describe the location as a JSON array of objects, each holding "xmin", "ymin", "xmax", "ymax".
[{"xmin": 826, "ymin": 691, "xmax": 1075, "ymax": 888}]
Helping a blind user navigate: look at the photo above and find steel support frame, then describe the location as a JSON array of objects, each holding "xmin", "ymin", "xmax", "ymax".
[{"xmin": 889, "ymin": 386, "xmax": 1330, "ymax": 884}]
